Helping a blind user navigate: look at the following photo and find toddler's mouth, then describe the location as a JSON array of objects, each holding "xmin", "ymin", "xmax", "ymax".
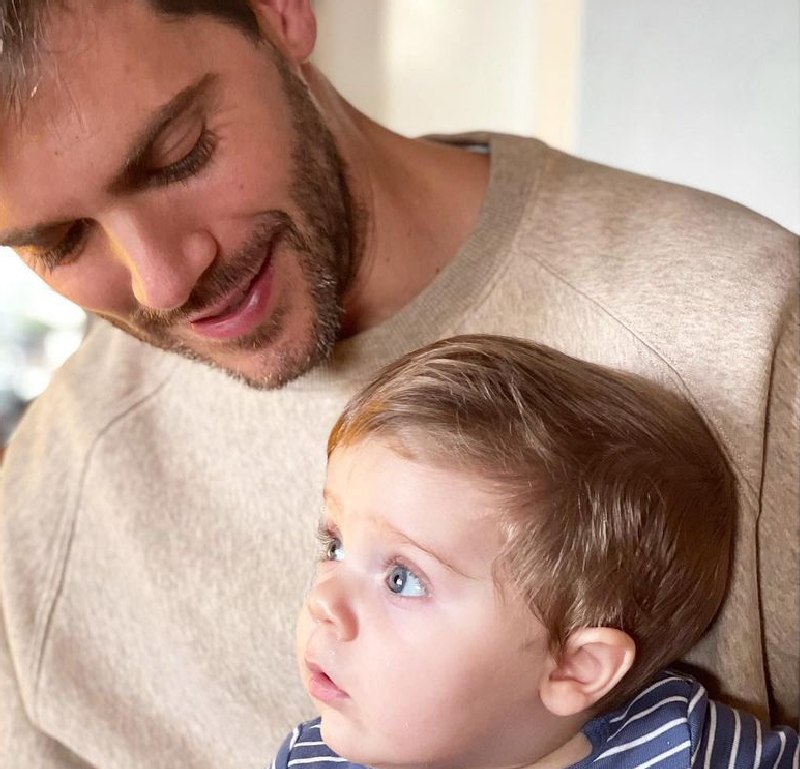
[{"xmin": 305, "ymin": 660, "xmax": 349, "ymax": 703}]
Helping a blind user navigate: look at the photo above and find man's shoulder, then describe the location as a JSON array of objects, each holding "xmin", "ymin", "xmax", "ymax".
[
  {"xmin": 423, "ymin": 131, "xmax": 796, "ymax": 256},
  {"xmin": 562, "ymin": 149, "xmax": 796, "ymax": 261},
  {"xmin": 434, "ymin": 132, "xmax": 795, "ymax": 328},
  {"xmin": 484, "ymin": 135, "xmax": 796, "ymax": 374},
  {"xmin": 44, "ymin": 320, "xmax": 176, "ymax": 416},
  {"xmin": 0, "ymin": 321, "xmax": 176, "ymax": 603},
  {"xmin": 4, "ymin": 321, "xmax": 177, "ymax": 471}
]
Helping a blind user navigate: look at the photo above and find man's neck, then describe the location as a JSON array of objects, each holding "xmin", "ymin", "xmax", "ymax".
[{"xmin": 306, "ymin": 68, "xmax": 491, "ymax": 336}]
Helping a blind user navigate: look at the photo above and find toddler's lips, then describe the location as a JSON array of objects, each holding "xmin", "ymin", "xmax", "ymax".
[{"xmin": 305, "ymin": 660, "xmax": 349, "ymax": 703}]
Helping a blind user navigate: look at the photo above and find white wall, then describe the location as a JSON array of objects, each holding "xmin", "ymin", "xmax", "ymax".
[
  {"xmin": 314, "ymin": 0, "xmax": 798, "ymax": 232},
  {"xmin": 577, "ymin": 0, "xmax": 799, "ymax": 232}
]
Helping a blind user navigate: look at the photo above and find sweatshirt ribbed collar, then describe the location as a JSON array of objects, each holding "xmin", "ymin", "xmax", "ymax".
[{"xmin": 289, "ymin": 132, "xmax": 549, "ymax": 391}]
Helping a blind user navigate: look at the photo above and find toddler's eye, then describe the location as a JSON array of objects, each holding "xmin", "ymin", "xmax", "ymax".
[
  {"xmin": 325, "ymin": 537, "xmax": 344, "ymax": 562},
  {"xmin": 386, "ymin": 565, "xmax": 427, "ymax": 597},
  {"xmin": 316, "ymin": 523, "xmax": 344, "ymax": 563}
]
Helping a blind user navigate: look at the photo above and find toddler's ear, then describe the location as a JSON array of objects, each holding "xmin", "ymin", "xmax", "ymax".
[{"xmin": 539, "ymin": 628, "xmax": 635, "ymax": 717}]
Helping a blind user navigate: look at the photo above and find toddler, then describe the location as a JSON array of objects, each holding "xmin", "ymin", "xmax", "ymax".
[{"xmin": 273, "ymin": 335, "xmax": 797, "ymax": 769}]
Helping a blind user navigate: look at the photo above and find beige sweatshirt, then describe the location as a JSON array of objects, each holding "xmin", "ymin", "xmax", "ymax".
[{"xmin": 1, "ymin": 135, "xmax": 797, "ymax": 769}]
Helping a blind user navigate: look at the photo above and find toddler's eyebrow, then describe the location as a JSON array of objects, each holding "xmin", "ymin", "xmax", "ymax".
[
  {"xmin": 322, "ymin": 487, "xmax": 471, "ymax": 577},
  {"xmin": 382, "ymin": 520, "xmax": 470, "ymax": 578}
]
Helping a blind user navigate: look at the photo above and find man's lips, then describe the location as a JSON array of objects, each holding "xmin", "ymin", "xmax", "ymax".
[
  {"xmin": 305, "ymin": 659, "xmax": 349, "ymax": 703},
  {"xmin": 188, "ymin": 244, "xmax": 276, "ymax": 341}
]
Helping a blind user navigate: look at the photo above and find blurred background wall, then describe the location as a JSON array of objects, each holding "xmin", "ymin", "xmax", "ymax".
[
  {"xmin": 313, "ymin": 0, "xmax": 798, "ymax": 231},
  {"xmin": 578, "ymin": 0, "xmax": 799, "ymax": 234},
  {"xmin": 1, "ymin": 0, "xmax": 797, "ymax": 442}
]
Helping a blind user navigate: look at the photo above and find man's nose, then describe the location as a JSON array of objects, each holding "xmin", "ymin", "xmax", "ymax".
[
  {"xmin": 103, "ymin": 207, "xmax": 218, "ymax": 311},
  {"xmin": 306, "ymin": 573, "xmax": 358, "ymax": 642}
]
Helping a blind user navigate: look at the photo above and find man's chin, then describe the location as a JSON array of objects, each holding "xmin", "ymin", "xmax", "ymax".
[
  {"xmin": 198, "ymin": 344, "xmax": 327, "ymax": 390},
  {"xmin": 151, "ymin": 337, "xmax": 327, "ymax": 391},
  {"xmin": 97, "ymin": 311, "xmax": 336, "ymax": 390}
]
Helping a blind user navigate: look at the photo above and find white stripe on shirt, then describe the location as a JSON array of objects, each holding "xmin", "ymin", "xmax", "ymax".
[
  {"xmin": 594, "ymin": 717, "xmax": 687, "ymax": 761},
  {"xmin": 608, "ymin": 696, "xmax": 689, "ymax": 742},
  {"xmin": 728, "ymin": 708, "xmax": 741, "ymax": 769},
  {"xmin": 754, "ymin": 717, "xmax": 763, "ymax": 769},
  {"xmin": 771, "ymin": 732, "xmax": 787, "ymax": 769},
  {"xmin": 608, "ymin": 675, "xmax": 687, "ymax": 724},
  {"xmin": 633, "ymin": 740, "xmax": 691, "ymax": 769},
  {"xmin": 703, "ymin": 699, "xmax": 718, "ymax": 769}
]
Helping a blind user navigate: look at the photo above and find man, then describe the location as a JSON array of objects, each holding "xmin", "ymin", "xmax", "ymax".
[{"xmin": 0, "ymin": 1, "xmax": 796, "ymax": 767}]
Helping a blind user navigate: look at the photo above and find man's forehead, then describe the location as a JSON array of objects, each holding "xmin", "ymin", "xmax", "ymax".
[
  {"xmin": 1, "ymin": 0, "xmax": 263, "ymax": 146},
  {"xmin": 10, "ymin": 0, "xmax": 156, "ymax": 88},
  {"xmin": 0, "ymin": 1, "xmax": 237, "ymax": 228},
  {"xmin": 25, "ymin": 0, "xmax": 204, "ymax": 120}
]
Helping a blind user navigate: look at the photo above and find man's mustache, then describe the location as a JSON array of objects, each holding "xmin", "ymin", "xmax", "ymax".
[{"xmin": 131, "ymin": 213, "xmax": 294, "ymax": 334}]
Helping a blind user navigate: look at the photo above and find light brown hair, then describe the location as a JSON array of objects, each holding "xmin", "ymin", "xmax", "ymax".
[{"xmin": 328, "ymin": 335, "xmax": 737, "ymax": 710}]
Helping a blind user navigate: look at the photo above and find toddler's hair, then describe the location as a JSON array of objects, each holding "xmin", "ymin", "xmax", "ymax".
[{"xmin": 328, "ymin": 335, "xmax": 736, "ymax": 710}]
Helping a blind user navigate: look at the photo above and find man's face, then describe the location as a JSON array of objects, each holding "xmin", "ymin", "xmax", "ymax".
[
  {"xmin": 296, "ymin": 439, "xmax": 555, "ymax": 769},
  {"xmin": 0, "ymin": 2, "xmax": 360, "ymax": 387}
]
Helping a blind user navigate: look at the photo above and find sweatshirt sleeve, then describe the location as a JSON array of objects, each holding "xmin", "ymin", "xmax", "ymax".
[
  {"xmin": 758, "ymin": 296, "xmax": 799, "ymax": 727},
  {"xmin": 0, "ymin": 593, "xmax": 94, "ymax": 768}
]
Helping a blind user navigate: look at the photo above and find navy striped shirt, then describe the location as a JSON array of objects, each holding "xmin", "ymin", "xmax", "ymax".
[{"xmin": 269, "ymin": 672, "xmax": 798, "ymax": 769}]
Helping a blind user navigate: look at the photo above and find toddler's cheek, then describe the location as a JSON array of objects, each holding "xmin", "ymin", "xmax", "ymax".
[{"xmin": 295, "ymin": 604, "xmax": 313, "ymax": 666}]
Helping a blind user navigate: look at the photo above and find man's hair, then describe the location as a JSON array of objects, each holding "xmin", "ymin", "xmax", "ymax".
[
  {"xmin": 0, "ymin": 0, "xmax": 259, "ymax": 113},
  {"xmin": 328, "ymin": 335, "xmax": 737, "ymax": 711}
]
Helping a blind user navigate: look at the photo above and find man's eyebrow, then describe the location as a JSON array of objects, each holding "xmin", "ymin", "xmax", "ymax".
[
  {"xmin": 0, "ymin": 223, "xmax": 70, "ymax": 249},
  {"xmin": 0, "ymin": 74, "xmax": 220, "ymax": 249},
  {"xmin": 105, "ymin": 72, "xmax": 220, "ymax": 195}
]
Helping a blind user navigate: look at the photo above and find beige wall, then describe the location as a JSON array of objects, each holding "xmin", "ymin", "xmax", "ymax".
[{"xmin": 313, "ymin": 0, "xmax": 582, "ymax": 151}]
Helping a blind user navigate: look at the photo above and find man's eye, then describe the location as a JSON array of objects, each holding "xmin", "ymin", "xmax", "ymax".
[
  {"xmin": 32, "ymin": 220, "xmax": 90, "ymax": 273},
  {"xmin": 385, "ymin": 564, "xmax": 427, "ymax": 598},
  {"xmin": 148, "ymin": 127, "xmax": 217, "ymax": 187}
]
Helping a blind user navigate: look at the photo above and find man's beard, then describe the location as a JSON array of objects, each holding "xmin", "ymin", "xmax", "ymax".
[{"xmin": 102, "ymin": 45, "xmax": 364, "ymax": 389}]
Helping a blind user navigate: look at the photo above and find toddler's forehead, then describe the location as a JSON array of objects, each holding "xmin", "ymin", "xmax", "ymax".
[
  {"xmin": 327, "ymin": 438, "xmax": 507, "ymax": 544},
  {"xmin": 330, "ymin": 435, "xmax": 505, "ymax": 506}
]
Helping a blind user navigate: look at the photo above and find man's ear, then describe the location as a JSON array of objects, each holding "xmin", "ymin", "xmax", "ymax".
[
  {"xmin": 539, "ymin": 628, "xmax": 635, "ymax": 717},
  {"xmin": 249, "ymin": 0, "xmax": 317, "ymax": 63}
]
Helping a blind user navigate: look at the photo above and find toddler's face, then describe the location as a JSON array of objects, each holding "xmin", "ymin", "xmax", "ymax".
[{"xmin": 296, "ymin": 438, "xmax": 554, "ymax": 769}]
